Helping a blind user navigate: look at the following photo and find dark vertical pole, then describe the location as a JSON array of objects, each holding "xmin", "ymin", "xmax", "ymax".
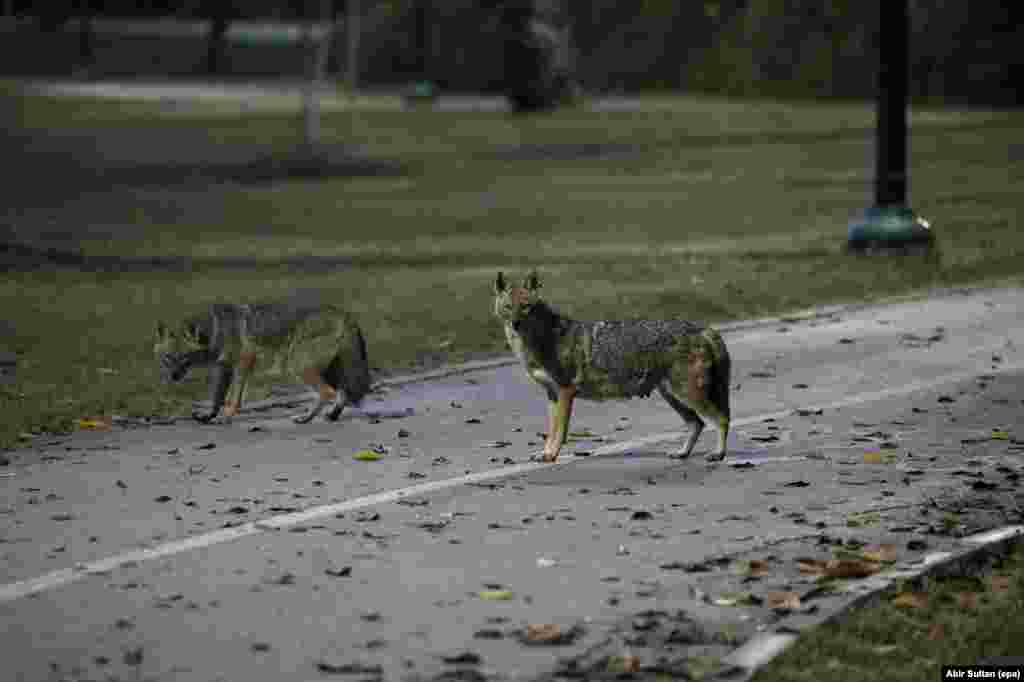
[
  {"xmin": 77, "ymin": 0, "xmax": 96, "ymax": 66},
  {"xmin": 414, "ymin": 0, "xmax": 427, "ymax": 82},
  {"xmin": 874, "ymin": 0, "xmax": 908, "ymax": 207},
  {"xmin": 847, "ymin": 0, "xmax": 932, "ymax": 255}
]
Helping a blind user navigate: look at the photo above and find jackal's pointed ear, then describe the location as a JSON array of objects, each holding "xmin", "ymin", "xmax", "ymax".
[
  {"xmin": 494, "ymin": 271, "xmax": 507, "ymax": 294},
  {"xmin": 523, "ymin": 269, "xmax": 541, "ymax": 292}
]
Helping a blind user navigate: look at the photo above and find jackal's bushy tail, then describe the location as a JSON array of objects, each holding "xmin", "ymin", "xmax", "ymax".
[
  {"xmin": 703, "ymin": 328, "xmax": 731, "ymax": 417},
  {"xmin": 330, "ymin": 314, "xmax": 372, "ymax": 406}
]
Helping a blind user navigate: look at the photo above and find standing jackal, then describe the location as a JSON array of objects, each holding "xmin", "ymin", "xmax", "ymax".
[
  {"xmin": 155, "ymin": 301, "xmax": 371, "ymax": 425},
  {"xmin": 493, "ymin": 271, "xmax": 731, "ymax": 463}
]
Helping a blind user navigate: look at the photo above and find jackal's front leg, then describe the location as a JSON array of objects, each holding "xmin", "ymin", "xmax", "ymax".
[
  {"xmin": 294, "ymin": 366, "xmax": 338, "ymax": 424},
  {"xmin": 542, "ymin": 385, "xmax": 576, "ymax": 462},
  {"xmin": 222, "ymin": 351, "xmax": 257, "ymax": 421},
  {"xmin": 193, "ymin": 362, "xmax": 235, "ymax": 423}
]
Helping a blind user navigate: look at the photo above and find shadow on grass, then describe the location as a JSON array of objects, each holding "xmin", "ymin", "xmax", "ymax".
[{"xmin": 41, "ymin": 151, "xmax": 411, "ymax": 192}]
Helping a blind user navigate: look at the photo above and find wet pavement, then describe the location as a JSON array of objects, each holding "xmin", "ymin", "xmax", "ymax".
[{"xmin": 2, "ymin": 286, "xmax": 1023, "ymax": 681}]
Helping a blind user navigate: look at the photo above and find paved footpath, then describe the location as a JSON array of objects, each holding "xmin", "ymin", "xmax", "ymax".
[{"xmin": 2, "ymin": 286, "xmax": 1023, "ymax": 681}]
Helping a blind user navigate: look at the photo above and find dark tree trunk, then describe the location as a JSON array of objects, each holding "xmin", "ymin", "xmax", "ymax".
[{"xmin": 204, "ymin": 3, "xmax": 231, "ymax": 75}]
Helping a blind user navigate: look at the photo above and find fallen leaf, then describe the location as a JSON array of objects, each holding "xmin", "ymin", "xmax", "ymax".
[
  {"xmin": 324, "ymin": 566, "xmax": 352, "ymax": 578},
  {"xmin": 606, "ymin": 655, "xmax": 641, "ymax": 673},
  {"xmin": 991, "ymin": 431, "xmax": 1010, "ymax": 440},
  {"xmin": 122, "ymin": 647, "xmax": 144, "ymax": 666},
  {"xmin": 955, "ymin": 592, "xmax": 979, "ymax": 609},
  {"xmin": 988, "ymin": 575, "xmax": 1013, "ymax": 594},
  {"xmin": 353, "ymin": 450, "xmax": 382, "ymax": 461},
  {"xmin": 525, "ymin": 624, "xmax": 562, "ymax": 643},
  {"xmin": 797, "ymin": 558, "xmax": 828, "ymax": 575},
  {"xmin": 474, "ymin": 628, "xmax": 504, "ymax": 640},
  {"xmin": 891, "ymin": 592, "xmax": 928, "ymax": 609},
  {"xmin": 478, "ymin": 590, "xmax": 514, "ymax": 601},
  {"xmin": 863, "ymin": 451, "xmax": 885, "ymax": 464},
  {"xmin": 927, "ymin": 623, "xmax": 946, "ymax": 640},
  {"xmin": 824, "ymin": 559, "xmax": 881, "ymax": 579},
  {"xmin": 861, "ymin": 544, "xmax": 899, "ymax": 563},
  {"xmin": 766, "ymin": 591, "xmax": 801, "ymax": 611},
  {"xmin": 78, "ymin": 417, "xmax": 112, "ymax": 431},
  {"xmin": 713, "ymin": 592, "xmax": 760, "ymax": 606},
  {"xmin": 746, "ymin": 560, "xmax": 771, "ymax": 578},
  {"xmin": 315, "ymin": 661, "xmax": 382, "ymax": 675}
]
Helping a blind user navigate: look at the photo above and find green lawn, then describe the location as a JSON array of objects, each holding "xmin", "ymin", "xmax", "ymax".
[
  {"xmin": 1, "ymin": 85, "xmax": 1022, "ymax": 449},
  {"xmin": 753, "ymin": 541, "xmax": 1024, "ymax": 681}
]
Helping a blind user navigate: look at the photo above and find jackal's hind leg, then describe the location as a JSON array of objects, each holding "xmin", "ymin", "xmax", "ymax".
[
  {"xmin": 324, "ymin": 392, "xmax": 349, "ymax": 422},
  {"xmin": 293, "ymin": 366, "xmax": 337, "ymax": 424},
  {"xmin": 657, "ymin": 383, "xmax": 705, "ymax": 459},
  {"xmin": 193, "ymin": 363, "xmax": 234, "ymax": 424}
]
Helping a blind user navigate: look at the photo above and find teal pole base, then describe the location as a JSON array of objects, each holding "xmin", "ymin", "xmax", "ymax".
[
  {"xmin": 847, "ymin": 205, "xmax": 935, "ymax": 256},
  {"xmin": 403, "ymin": 81, "xmax": 438, "ymax": 107}
]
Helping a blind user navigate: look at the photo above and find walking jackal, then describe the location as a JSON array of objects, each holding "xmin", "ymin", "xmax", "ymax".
[
  {"xmin": 493, "ymin": 271, "xmax": 731, "ymax": 463},
  {"xmin": 155, "ymin": 300, "xmax": 371, "ymax": 425}
]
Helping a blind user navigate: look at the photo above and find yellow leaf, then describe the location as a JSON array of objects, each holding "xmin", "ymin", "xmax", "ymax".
[
  {"xmin": 991, "ymin": 431, "xmax": 1010, "ymax": 440},
  {"xmin": 78, "ymin": 416, "xmax": 112, "ymax": 431},
  {"xmin": 864, "ymin": 451, "xmax": 884, "ymax": 464},
  {"xmin": 891, "ymin": 592, "xmax": 928, "ymax": 609},
  {"xmin": 766, "ymin": 591, "xmax": 801, "ymax": 611},
  {"xmin": 478, "ymin": 590, "xmax": 514, "ymax": 601},
  {"xmin": 353, "ymin": 450, "xmax": 382, "ymax": 461}
]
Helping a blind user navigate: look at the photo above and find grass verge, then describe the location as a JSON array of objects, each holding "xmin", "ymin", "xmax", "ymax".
[
  {"xmin": 752, "ymin": 540, "xmax": 1024, "ymax": 681},
  {"xmin": 1, "ymin": 85, "xmax": 1023, "ymax": 450}
]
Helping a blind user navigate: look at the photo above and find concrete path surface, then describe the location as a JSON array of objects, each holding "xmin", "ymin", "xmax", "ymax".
[{"xmin": 2, "ymin": 286, "xmax": 1023, "ymax": 681}]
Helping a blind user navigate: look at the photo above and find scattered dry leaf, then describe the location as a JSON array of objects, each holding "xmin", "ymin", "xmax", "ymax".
[
  {"xmin": 824, "ymin": 559, "xmax": 881, "ymax": 579},
  {"xmin": 927, "ymin": 623, "xmax": 946, "ymax": 641},
  {"xmin": 525, "ymin": 624, "xmax": 562, "ymax": 643},
  {"xmin": 747, "ymin": 560, "xmax": 771, "ymax": 578},
  {"xmin": 991, "ymin": 431, "xmax": 1010, "ymax": 440},
  {"xmin": 607, "ymin": 655, "xmax": 641, "ymax": 673},
  {"xmin": 766, "ymin": 591, "xmax": 802, "ymax": 611},
  {"xmin": 863, "ymin": 451, "xmax": 884, "ymax": 464},
  {"xmin": 891, "ymin": 592, "xmax": 928, "ymax": 609},
  {"xmin": 353, "ymin": 450, "xmax": 382, "ymax": 462},
  {"xmin": 797, "ymin": 558, "xmax": 828, "ymax": 575},
  {"xmin": 861, "ymin": 544, "xmax": 899, "ymax": 563},
  {"xmin": 955, "ymin": 592, "xmax": 979, "ymax": 610},
  {"xmin": 988, "ymin": 575, "xmax": 1013, "ymax": 594}
]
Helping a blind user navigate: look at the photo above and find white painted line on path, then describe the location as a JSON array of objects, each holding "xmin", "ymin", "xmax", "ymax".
[{"xmin": 1, "ymin": 359, "xmax": 1022, "ymax": 605}]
